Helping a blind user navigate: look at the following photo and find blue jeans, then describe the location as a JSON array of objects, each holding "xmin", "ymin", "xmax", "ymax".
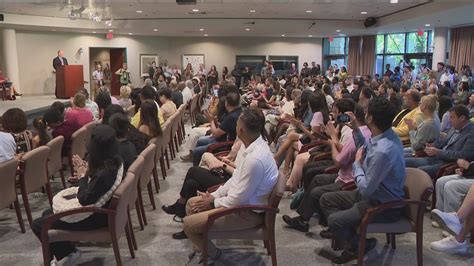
[
  {"xmin": 192, "ymin": 135, "xmax": 217, "ymax": 166},
  {"xmin": 404, "ymin": 156, "xmax": 444, "ymax": 178}
]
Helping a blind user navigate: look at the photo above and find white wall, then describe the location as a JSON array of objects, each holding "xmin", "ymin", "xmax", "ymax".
[{"xmin": 15, "ymin": 30, "xmax": 322, "ymax": 96}]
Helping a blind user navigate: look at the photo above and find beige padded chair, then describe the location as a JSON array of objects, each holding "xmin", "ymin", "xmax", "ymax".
[
  {"xmin": 357, "ymin": 168, "xmax": 434, "ymax": 266},
  {"xmin": 177, "ymin": 103, "xmax": 187, "ymax": 141},
  {"xmin": 0, "ymin": 158, "xmax": 25, "ymax": 233},
  {"xmin": 161, "ymin": 120, "xmax": 172, "ymax": 168},
  {"xmin": 136, "ymin": 143, "xmax": 157, "ymax": 227},
  {"xmin": 18, "ymin": 146, "xmax": 52, "ymax": 226},
  {"xmin": 46, "ymin": 136, "xmax": 66, "ymax": 188},
  {"xmin": 201, "ymin": 173, "xmax": 286, "ymax": 265},
  {"xmin": 128, "ymin": 156, "xmax": 145, "ymax": 230},
  {"xmin": 40, "ymin": 172, "xmax": 138, "ymax": 266},
  {"xmin": 188, "ymin": 94, "xmax": 199, "ymax": 125},
  {"xmin": 170, "ymin": 112, "xmax": 181, "ymax": 153},
  {"xmin": 84, "ymin": 120, "xmax": 98, "ymax": 150},
  {"xmin": 66, "ymin": 126, "xmax": 88, "ymax": 176},
  {"xmin": 147, "ymin": 137, "xmax": 160, "ymax": 193}
]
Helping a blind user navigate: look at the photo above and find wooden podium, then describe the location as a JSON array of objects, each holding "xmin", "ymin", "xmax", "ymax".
[{"xmin": 56, "ymin": 65, "xmax": 84, "ymax": 99}]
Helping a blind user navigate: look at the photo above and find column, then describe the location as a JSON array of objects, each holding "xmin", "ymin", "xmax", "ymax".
[
  {"xmin": 0, "ymin": 28, "xmax": 21, "ymax": 93},
  {"xmin": 432, "ymin": 27, "xmax": 448, "ymax": 69}
]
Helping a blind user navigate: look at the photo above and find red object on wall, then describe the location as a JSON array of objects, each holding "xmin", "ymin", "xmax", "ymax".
[
  {"xmin": 329, "ymin": 37, "xmax": 334, "ymax": 42},
  {"xmin": 417, "ymin": 29, "xmax": 424, "ymax": 36},
  {"xmin": 106, "ymin": 32, "xmax": 114, "ymax": 39}
]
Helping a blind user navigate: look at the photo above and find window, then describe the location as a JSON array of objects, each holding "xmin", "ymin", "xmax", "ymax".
[
  {"xmin": 322, "ymin": 37, "xmax": 348, "ymax": 72},
  {"xmin": 375, "ymin": 31, "xmax": 432, "ymax": 76},
  {"xmin": 268, "ymin": 55, "xmax": 298, "ymax": 76},
  {"xmin": 235, "ymin": 55, "xmax": 266, "ymax": 75}
]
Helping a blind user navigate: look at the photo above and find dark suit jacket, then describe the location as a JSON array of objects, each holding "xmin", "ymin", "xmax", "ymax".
[
  {"xmin": 53, "ymin": 56, "xmax": 68, "ymax": 70},
  {"xmin": 435, "ymin": 122, "xmax": 474, "ymax": 162}
]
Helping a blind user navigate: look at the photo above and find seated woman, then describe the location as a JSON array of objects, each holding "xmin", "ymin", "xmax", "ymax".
[
  {"xmin": 31, "ymin": 125, "xmax": 123, "ymax": 265},
  {"xmin": 158, "ymin": 88, "xmax": 177, "ymax": 121},
  {"xmin": 64, "ymin": 92, "xmax": 94, "ymax": 128},
  {"xmin": 273, "ymin": 93, "xmax": 329, "ymax": 176},
  {"xmin": 265, "ymin": 88, "xmax": 301, "ymax": 143},
  {"xmin": 1, "ymin": 108, "xmax": 33, "ymax": 155},
  {"xmin": 138, "ymin": 100, "xmax": 163, "ymax": 138},
  {"xmin": 32, "ymin": 117, "xmax": 51, "ymax": 148},
  {"xmin": 117, "ymin": 85, "xmax": 132, "ymax": 111},
  {"xmin": 404, "ymin": 95, "xmax": 440, "ymax": 156}
]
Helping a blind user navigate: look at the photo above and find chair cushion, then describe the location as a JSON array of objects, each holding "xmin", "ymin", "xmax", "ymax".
[
  {"xmin": 48, "ymin": 228, "xmax": 110, "ymax": 243},
  {"xmin": 208, "ymin": 226, "xmax": 266, "ymax": 240},
  {"xmin": 367, "ymin": 218, "xmax": 414, "ymax": 234}
]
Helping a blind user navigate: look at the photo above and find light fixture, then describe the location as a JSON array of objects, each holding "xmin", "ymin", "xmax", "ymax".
[
  {"xmin": 192, "ymin": 9, "xmax": 199, "ymax": 12},
  {"xmin": 92, "ymin": 31, "xmax": 97, "ymax": 33},
  {"xmin": 308, "ymin": 35, "xmax": 313, "ymax": 37},
  {"xmin": 281, "ymin": 34, "xmax": 285, "ymax": 37},
  {"xmin": 249, "ymin": 9, "xmax": 256, "ymax": 13},
  {"xmin": 361, "ymin": 11, "xmax": 368, "ymax": 14},
  {"xmin": 306, "ymin": 10, "xmax": 312, "ymax": 13},
  {"xmin": 336, "ymin": 29, "xmax": 341, "ymax": 32},
  {"xmin": 105, "ymin": 19, "xmax": 113, "ymax": 27},
  {"xmin": 128, "ymin": 32, "xmax": 133, "ymax": 35},
  {"xmin": 245, "ymin": 28, "xmax": 251, "ymax": 31},
  {"xmin": 136, "ymin": 10, "xmax": 143, "ymax": 13},
  {"xmin": 425, "ymin": 23, "xmax": 431, "ymax": 27},
  {"xmin": 109, "ymin": 29, "xmax": 113, "ymax": 32},
  {"xmin": 52, "ymin": 29, "xmax": 57, "ymax": 31},
  {"xmin": 338, "ymin": 33, "xmax": 345, "ymax": 37},
  {"xmin": 204, "ymin": 34, "xmax": 208, "ymax": 36},
  {"xmin": 153, "ymin": 29, "xmax": 159, "ymax": 32},
  {"xmin": 199, "ymin": 28, "xmax": 204, "ymax": 31},
  {"xmin": 390, "ymin": 0, "xmax": 398, "ymax": 3}
]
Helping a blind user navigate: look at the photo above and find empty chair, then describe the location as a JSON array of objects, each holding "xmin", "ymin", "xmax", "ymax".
[
  {"xmin": 0, "ymin": 158, "xmax": 25, "ymax": 233},
  {"xmin": 40, "ymin": 172, "xmax": 138, "ymax": 266},
  {"xmin": 46, "ymin": 136, "xmax": 66, "ymax": 188},
  {"xmin": 136, "ymin": 143, "xmax": 157, "ymax": 227},
  {"xmin": 18, "ymin": 146, "xmax": 52, "ymax": 226}
]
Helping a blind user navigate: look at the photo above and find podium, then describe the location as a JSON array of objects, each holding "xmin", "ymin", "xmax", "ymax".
[{"xmin": 56, "ymin": 65, "xmax": 84, "ymax": 99}]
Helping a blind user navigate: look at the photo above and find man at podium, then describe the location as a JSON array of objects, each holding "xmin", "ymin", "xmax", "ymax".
[{"xmin": 53, "ymin": 50, "xmax": 68, "ymax": 98}]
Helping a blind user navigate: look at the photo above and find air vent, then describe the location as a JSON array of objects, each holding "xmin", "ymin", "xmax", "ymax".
[
  {"xmin": 188, "ymin": 12, "xmax": 207, "ymax": 15},
  {"xmin": 177, "ymin": 0, "xmax": 197, "ymax": 5}
]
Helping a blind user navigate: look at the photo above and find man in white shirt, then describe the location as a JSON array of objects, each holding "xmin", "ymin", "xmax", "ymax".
[
  {"xmin": 0, "ymin": 132, "xmax": 16, "ymax": 163},
  {"xmin": 183, "ymin": 108, "xmax": 278, "ymax": 263},
  {"xmin": 183, "ymin": 80, "xmax": 194, "ymax": 104}
]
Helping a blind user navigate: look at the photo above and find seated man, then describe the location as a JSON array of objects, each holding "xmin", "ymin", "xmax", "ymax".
[
  {"xmin": 282, "ymin": 105, "xmax": 372, "ymax": 232},
  {"xmin": 392, "ymin": 89, "xmax": 423, "ymax": 142},
  {"xmin": 183, "ymin": 108, "xmax": 278, "ymax": 264},
  {"xmin": 320, "ymin": 98, "xmax": 406, "ymax": 264},
  {"xmin": 405, "ymin": 104, "xmax": 474, "ymax": 178},
  {"xmin": 191, "ymin": 92, "xmax": 242, "ymax": 166},
  {"xmin": 130, "ymin": 86, "xmax": 165, "ymax": 127},
  {"xmin": 43, "ymin": 108, "xmax": 78, "ymax": 156},
  {"xmin": 435, "ymin": 159, "xmax": 474, "ymax": 213}
]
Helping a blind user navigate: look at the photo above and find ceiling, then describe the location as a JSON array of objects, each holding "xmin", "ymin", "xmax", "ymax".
[{"xmin": 0, "ymin": 0, "xmax": 473, "ymax": 37}]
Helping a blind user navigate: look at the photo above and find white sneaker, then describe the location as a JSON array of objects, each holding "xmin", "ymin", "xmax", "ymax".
[
  {"xmin": 442, "ymin": 230, "xmax": 450, "ymax": 237},
  {"xmin": 431, "ymin": 221, "xmax": 440, "ymax": 228},
  {"xmin": 430, "ymin": 236, "xmax": 467, "ymax": 254},
  {"xmin": 431, "ymin": 209, "xmax": 462, "ymax": 236},
  {"xmin": 61, "ymin": 249, "xmax": 82, "ymax": 266},
  {"xmin": 50, "ymin": 259, "xmax": 59, "ymax": 266}
]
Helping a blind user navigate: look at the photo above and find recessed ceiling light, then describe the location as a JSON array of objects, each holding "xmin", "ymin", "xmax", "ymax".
[
  {"xmin": 136, "ymin": 10, "xmax": 143, "ymax": 13},
  {"xmin": 109, "ymin": 29, "xmax": 113, "ymax": 32},
  {"xmin": 245, "ymin": 28, "xmax": 251, "ymax": 31},
  {"xmin": 199, "ymin": 28, "xmax": 205, "ymax": 31},
  {"xmin": 390, "ymin": 0, "xmax": 398, "ymax": 3},
  {"xmin": 306, "ymin": 10, "xmax": 312, "ymax": 13},
  {"xmin": 308, "ymin": 35, "xmax": 313, "ymax": 37},
  {"xmin": 192, "ymin": 9, "xmax": 199, "ymax": 12},
  {"xmin": 204, "ymin": 34, "xmax": 208, "ymax": 36},
  {"xmin": 153, "ymin": 29, "xmax": 158, "ymax": 32},
  {"xmin": 336, "ymin": 29, "xmax": 341, "ymax": 32},
  {"xmin": 52, "ymin": 29, "xmax": 56, "ymax": 31},
  {"xmin": 361, "ymin": 11, "xmax": 368, "ymax": 14},
  {"xmin": 128, "ymin": 33, "xmax": 133, "ymax": 35},
  {"xmin": 281, "ymin": 34, "xmax": 285, "ymax": 37},
  {"xmin": 425, "ymin": 23, "xmax": 431, "ymax": 27},
  {"xmin": 92, "ymin": 31, "xmax": 97, "ymax": 33},
  {"xmin": 249, "ymin": 9, "xmax": 256, "ymax": 13}
]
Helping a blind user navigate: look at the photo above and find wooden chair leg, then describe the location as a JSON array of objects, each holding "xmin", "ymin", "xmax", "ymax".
[
  {"xmin": 127, "ymin": 208, "xmax": 137, "ymax": 250},
  {"xmin": 269, "ymin": 238, "xmax": 277, "ymax": 266},
  {"xmin": 42, "ymin": 240, "xmax": 51, "ymax": 266},
  {"xmin": 160, "ymin": 156, "xmax": 167, "ymax": 179},
  {"xmin": 59, "ymin": 169, "xmax": 66, "ymax": 189},
  {"xmin": 135, "ymin": 201, "xmax": 144, "ymax": 231},
  {"xmin": 152, "ymin": 167, "xmax": 160, "ymax": 193},
  {"xmin": 416, "ymin": 229, "xmax": 423, "ymax": 266},
  {"xmin": 202, "ymin": 235, "xmax": 208, "ymax": 266},
  {"xmin": 390, "ymin": 234, "xmax": 396, "ymax": 249},
  {"xmin": 13, "ymin": 200, "xmax": 26, "ymax": 233},
  {"xmin": 263, "ymin": 240, "xmax": 271, "ymax": 255},
  {"xmin": 137, "ymin": 187, "xmax": 147, "ymax": 226},
  {"xmin": 124, "ymin": 222, "xmax": 135, "ymax": 259},
  {"xmin": 357, "ymin": 235, "xmax": 366, "ymax": 266},
  {"xmin": 165, "ymin": 149, "xmax": 170, "ymax": 169},
  {"xmin": 45, "ymin": 182, "xmax": 53, "ymax": 207},
  {"xmin": 111, "ymin": 233, "xmax": 123, "ymax": 266},
  {"xmin": 21, "ymin": 191, "xmax": 33, "ymax": 227},
  {"xmin": 147, "ymin": 182, "xmax": 156, "ymax": 210}
]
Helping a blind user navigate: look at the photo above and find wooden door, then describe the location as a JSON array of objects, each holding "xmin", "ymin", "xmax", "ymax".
[{"xmin": 110, "ymin": 48, "xmax": 126, "ymax": 96}]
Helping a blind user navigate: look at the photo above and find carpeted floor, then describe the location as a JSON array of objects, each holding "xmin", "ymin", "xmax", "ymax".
[{"xmin": 0, "ymin": 123, "xmax": 473, "ymax": 265}]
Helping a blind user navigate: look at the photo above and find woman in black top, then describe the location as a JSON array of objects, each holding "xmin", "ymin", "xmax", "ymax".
[{"xmin": 32, "ymin": 125, "xmax": 123, "ymax": 265}]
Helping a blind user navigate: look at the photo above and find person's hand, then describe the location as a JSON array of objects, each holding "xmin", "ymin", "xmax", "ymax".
[
  {"xmin": 290, "ymin": 117, "xmax": 303, "ymax": 128},
  {"xmin": 208, "ymin": 159, "xmax": 225, "ymax": 170},
  {"xmin": 203, "ymin": 110, "xmax": 214, "ymax": 123},
  {"xmin": 457, "ymin": 159, "xmax": 470, "ymax": 170},
  {"xmin": 355, "ymin": 147, "xmax": 365, "ymax": 164},
  {"xmin": 424, "ymin": 146, "xmax": 440, "ymax": 157},
  {"xmin": 405, "ymin": 118, "xmax": 416, "ymax": 131},
  {"xmin": 72, "ymin": 155, "xmax": 87, "ymax": 177},
  {"xmin": 344, "ymin": 111, "xmax": 359, "ymax": 130},
  {"xmin": 325, "ymin": 121, "xmax": 338, "ymax": 139},
  {"xmin": 191, "ymin": 192, "xmax": 215, "ymax": 213},
  {"xmin": 455, "ymin": 168, "xmax": 463, "ymax": 176}
]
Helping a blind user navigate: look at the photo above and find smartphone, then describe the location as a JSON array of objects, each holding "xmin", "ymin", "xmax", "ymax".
[
  {"xmin": 213, "ymin": 89, "xmax": 219, "ymax": 97},
  {"xmin": 336, "ymin": 114, "xmax": 350, "ymax": 124},
  {"xmin": 63, "ymin": 193, "xmax": 77, "ymax": 200}
]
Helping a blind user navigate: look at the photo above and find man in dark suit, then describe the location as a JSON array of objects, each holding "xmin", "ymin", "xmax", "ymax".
[
  {"xmin": 405, "ymin": 104, "xmax": 474, "ymax": 178},
  {"xmin": 53, "ymin": 50, "xmax": 68, "ymax": 98}
]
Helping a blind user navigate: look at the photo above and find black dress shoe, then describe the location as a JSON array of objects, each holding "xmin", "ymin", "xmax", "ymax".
[
  {"xmin": 172, "ymin": 230, "xmax": 188, "ymax": 239},
  {"xmin": 162, "ymin": 200, "xmax": 186, "ymax": 218},
  {"xmin": 319, "ymin": 229, "xmax": 333, "ymax": 239},
  {"xmin": 282, "ymin": 215, "xmax": 309, "ymax": 233},
  {"xmin": 330, "ymin": 238, "xmax": 378, "ymax": 264}
]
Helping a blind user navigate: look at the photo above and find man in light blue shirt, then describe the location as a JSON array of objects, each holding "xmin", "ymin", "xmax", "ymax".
[{"xmin": 320, "ymin": 98, "xmax": 406, "ymax": 264}]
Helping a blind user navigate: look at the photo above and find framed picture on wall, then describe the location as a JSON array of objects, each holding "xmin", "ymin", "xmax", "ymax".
[
  {"xmin": 140, "ymin": 54, "xmax": 159, "ymax": 78},
  {"xmin": 182, "ymin": 54, "xmax": 205, "ymax": 73}
]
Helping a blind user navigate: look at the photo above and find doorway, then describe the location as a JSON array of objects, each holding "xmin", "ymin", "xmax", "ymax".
[{"xmin": 89, "ymin": 47, "xmax": 126, "ymax": 98}]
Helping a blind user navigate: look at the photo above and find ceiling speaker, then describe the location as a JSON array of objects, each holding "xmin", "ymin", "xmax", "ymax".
[
  {"xmin": 176, "ymin": 0, "xmax": 196, "ymax": 5},
  {"xmin": 364, "ymin": 17, "xmax": 377, "ymax": 28}
]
